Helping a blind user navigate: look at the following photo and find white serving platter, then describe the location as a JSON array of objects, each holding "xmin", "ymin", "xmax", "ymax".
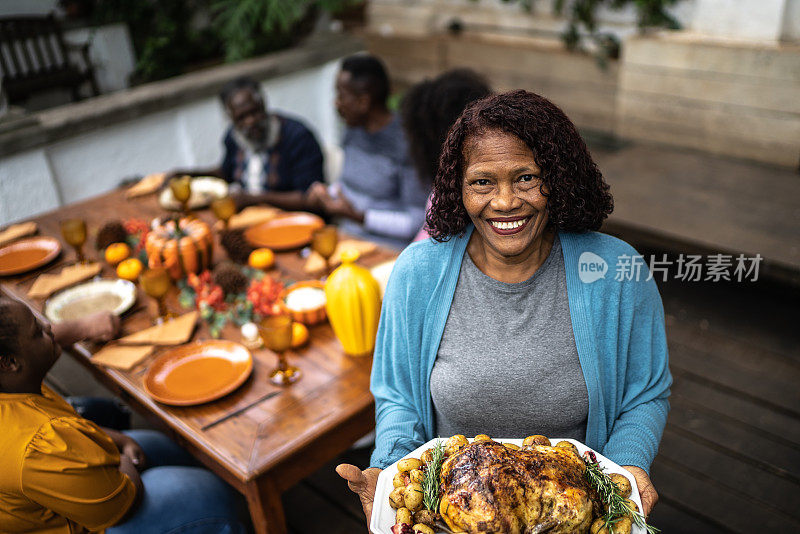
[
  {"xmin": 45, "ymin": 279, "xmax": 136, "ymax": 322},
  {"xmin": 159, "ymin": 176, "xmax": 229, "ymax": 210},
  {"xmin": 370, "ymin": 437, "xmax": 644, "ymax": 534}
]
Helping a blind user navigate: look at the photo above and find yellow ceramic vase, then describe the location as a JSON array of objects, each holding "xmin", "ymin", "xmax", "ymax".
[{"xmin": 324, "ymin": 249, "xmax": 382, "ymax": 357}]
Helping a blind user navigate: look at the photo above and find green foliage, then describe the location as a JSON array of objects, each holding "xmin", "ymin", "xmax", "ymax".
[
  {"xmin": 91, "ymin": 0, "xmax": 361, "ymax": 83},
  {"xmin": 553, "ymin": 0, "xmax": 681, "ymax": 60},
  {"xmin": 471, "ymin": 0, "xmax": 682, "ymax": 63}
]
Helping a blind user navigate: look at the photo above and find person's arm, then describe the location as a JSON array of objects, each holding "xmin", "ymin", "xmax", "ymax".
[
  {"xmin": 52, "ymin": 311, "xmax": 120, "ymax": 347},
  {"xmin": 337, "ymin": 252, "xmax": 426, "ymax": 522},
  {"xmin": 361, "ymin": 164, "xmax": 428, "ymax": 241},
  {"xmin": 232, "ymin": 190, "xmax": 309, "ymax": 211},
  {"xmin": 21, "ymin": 418, "xmax": 139, "ymax": 530},
  {"xmin": 369, "ymin": 256, "xmax": 429, "ymax": 468},
  {"xmin": 601, "ymin": 275, "xmax": 672, "ymax": 515}
]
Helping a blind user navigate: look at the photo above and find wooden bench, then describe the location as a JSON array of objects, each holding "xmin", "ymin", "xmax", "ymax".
[{"xmin": 0, "ymin": 14, "xmax": 99, "ymax": 104}]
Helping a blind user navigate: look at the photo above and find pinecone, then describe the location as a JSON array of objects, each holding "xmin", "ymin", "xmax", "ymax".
[
  {"xmin": 95, "ymin": 221, "xmax": 127, "ymax": 250},
  {"xmin": 220, "ymin": 229, "xmax": 254, "ymax": 264},
  {"xmin": 214, "ymin": 262, "xmax": 249, "ymax": 295}
]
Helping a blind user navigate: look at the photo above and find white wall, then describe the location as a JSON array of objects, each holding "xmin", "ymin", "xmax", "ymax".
[{"xmin": 0, "ymin": 59, "xmax": 345, "ymax": 225}]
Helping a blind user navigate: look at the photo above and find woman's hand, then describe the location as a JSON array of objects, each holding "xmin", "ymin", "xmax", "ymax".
[
  {"xmin": 622, "ymin": 465, "xmax": 658, "ymax": 516},
  {"xmin": 336, "ymin": 464, "xmax": 381, "ymax": 523},
  {"xmin": 104, "ymin": 428, "xmax": 147, "ymax": 470},
  {"xmin": 52, "ymin": 311, "xmax": 120, "ymax": 347},
  {"xmin": 79, "ymin": 311, "xmax": 121, "ymax": 343}
]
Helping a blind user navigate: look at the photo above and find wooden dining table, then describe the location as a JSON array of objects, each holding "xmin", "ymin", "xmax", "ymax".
[{"xmin": 0, "ymin": 187, "xmax": 398, "ymax": 534}]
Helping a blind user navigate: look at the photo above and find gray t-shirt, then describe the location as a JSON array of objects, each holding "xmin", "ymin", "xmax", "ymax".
[{"xmin": 430, "ymin": 235, "xmax": 589, "ymax": 440}]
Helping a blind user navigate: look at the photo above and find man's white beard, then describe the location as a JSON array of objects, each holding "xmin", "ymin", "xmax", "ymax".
[{"xmin": 232, "ymin": 117, "xmax": 270, "ymax": 153}]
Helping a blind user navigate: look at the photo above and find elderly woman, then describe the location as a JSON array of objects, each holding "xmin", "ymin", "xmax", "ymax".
[{"xmin": 337, "ymin": 90, "xmax": 671, "ymax": 522}]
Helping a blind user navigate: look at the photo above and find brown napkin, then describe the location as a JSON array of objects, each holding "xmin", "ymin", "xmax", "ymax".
[
  {"xmin": 92, "ymin": 345, "xmax": 154, "ymax": 371},
  {"xmin": 303, "ymin": 240, "xmax": 378, "ymax": 274},
  {"xmin": 28, "ymin": 263, "xmax": 102, "ymax": 299},
  {"xmin": 0, "ymin": 222, "xmax": 37, "ymax": 247},
  {"xmin": 216, "ymin": 206, "xmax": 281, "ymax": 231},
  {"xmin": 117, "ymin": 311, "xmax": 198, "ymax": 345},
  {"xmin": 125, "ymin": 173, "xmax": 166, "ymax": 199}
]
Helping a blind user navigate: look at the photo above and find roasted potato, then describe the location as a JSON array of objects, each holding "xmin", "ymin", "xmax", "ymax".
[
  {"xmin": 420, "ymin": 448, "xmax": 433, "ymax": 464},
  {"xmin": 413, "ymin": 524, "xmax": 435, "ymax": 534},
  {"xmin": 503, "ymin": 442, "xmax": 520, "ymax": 450},
  {"xmin": 393, "ymin": 471, "xmax": 410, "ymax": 488},
  {"xmin": 409, "ymin": 468, "xmax": 424, "ymax": 484},
  {"xmin": 389, "ymin": 486, "xmax": 405, "ymax": 509},
  {"xmin": 610, "ymin": 473, "xmax": 632, "ymax": 498},
  {"xmin": 612, "ymin": 517, "xmax": 633, "ymax": 534},
  {"xmin": 555, "ymin": 440, "xmax": 580, "ymax": 457},
  {"xmin": 413, "ymin": 509, "xmax": 439, "ymax": 526},
  {"xmin": 590, "ymin": 518, "xmax": 606, "ymax": 534},
  {"xmin": 404, "ymin": 482, "xmax": 424, "ymax": 511},
  {"xmin": 522, "ymin": 435, "xmax": 551, "ymax": 447},
  {"xmin": 396, "ymin": 507, "xmax": 413, "ymax": 525},
  {"xmin": 590, "ymin": 517, "xmax": 632, "ymax": 534},
  {"xmin": 623, "ymin": 498, "xmax": 639, "ymax": 514},
  {"xmin": 445, "ymin": 434, "xmax": 469, "ymax": 455},
  {"xmin": 474, "ymin": 434, "xmax": 492, "ymax": 442},
  {"xmin": 398, "ymin": 458, "xmax": 423, "ymax": 473}
]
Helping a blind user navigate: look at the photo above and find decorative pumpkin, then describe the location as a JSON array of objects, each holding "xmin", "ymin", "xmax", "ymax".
[
  {"xmin": 116, "ymin": 258, "xmax": 143, "ymax": 282},
  {"xmin": 104, "ymin": 242, "xmax": 131, "ymax": 265},
  {"xmin": 145, "ymin": 217, "xmax": 213, "ymax": 280},
  {"xmin": 324, "ymin": 249, "xmax": 381, "ymax": 357}
]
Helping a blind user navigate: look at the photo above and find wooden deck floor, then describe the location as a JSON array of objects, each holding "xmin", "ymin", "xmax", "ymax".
[{"xmin": 278, "ymin": 263, "xmax": 800, "ymax": 533}]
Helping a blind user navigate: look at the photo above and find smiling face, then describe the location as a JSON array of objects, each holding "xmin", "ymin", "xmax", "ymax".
[
  {"xmin": 226, "ymin": 88, "xmax": 269, "ymax": 146},
  {"xmin": 462, "ymin": 129, "xmax": 550, "ymax": 262},
  {"xmin": 0, "ymin": 300, "xmax": 60, "ymax": 392}
]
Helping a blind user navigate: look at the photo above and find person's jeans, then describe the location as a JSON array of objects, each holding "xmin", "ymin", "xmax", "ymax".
[
  {"xmin": 64, "ymin": 398, "xmax": 247, "ymax": 534},
  {"xmin": 109, "ymin": 430, "xmax": 248, "ymax": 534}
]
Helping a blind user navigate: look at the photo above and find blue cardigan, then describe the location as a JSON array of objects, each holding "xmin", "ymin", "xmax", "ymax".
[{"xmin": 369, "ymin": 227, "xmax": 672, "ymax": 472}]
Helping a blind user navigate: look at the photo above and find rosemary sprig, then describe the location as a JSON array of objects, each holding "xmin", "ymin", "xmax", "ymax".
[
  {"xmin": 423, "ymin": 439, "xmax": 446, "ymax": 512},
  {"xmin": 583, "ymin": 454, "xmax": 659, "ymax": 534}
]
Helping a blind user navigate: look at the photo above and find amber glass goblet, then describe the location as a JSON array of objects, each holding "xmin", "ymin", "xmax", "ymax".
[
  {"xmin": 139, "ymin": 267, "xmax": 174, "ymax": 324},
  {"xmin": 169, "ymin": 175, "xmax": 192, "ymax": 217},
  {"xmin": 211, "ymin": 196, "xmax": 237, "ymax": 229},
  {"xmin": 60, "ymin": 218, "xmax": 87, "ymax": 264},
  {"xmin": 311, "ymin": 225, "xmax": 338, "ymax": 278},
  {"xmin": 258, "ymin": 314, "xmax": 301, "ymax": 385}
]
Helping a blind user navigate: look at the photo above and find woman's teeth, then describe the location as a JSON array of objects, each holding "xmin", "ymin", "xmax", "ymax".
[{"xmin": 490, "ymin": 218, "xmax": 528, "ymax": 230}]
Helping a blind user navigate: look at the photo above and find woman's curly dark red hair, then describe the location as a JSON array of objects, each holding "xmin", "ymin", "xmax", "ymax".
[{"xmin": 426, "ymin": 90, "xmax": 613, "ymax": 241}]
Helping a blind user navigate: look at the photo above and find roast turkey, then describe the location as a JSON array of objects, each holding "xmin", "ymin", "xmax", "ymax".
[{"xmin": 438, "ymin": 440, "xmax": 599, "ymax": 534}]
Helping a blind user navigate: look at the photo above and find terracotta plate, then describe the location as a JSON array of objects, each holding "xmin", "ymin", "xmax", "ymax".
[
  {"xmin": 244, "ymin": 212, "xmax": 325, "ymax": 250},
  {"xmin": 143, "ymin": 340, "xmax": 253, "ymax": 406},
  {"xmin": 0, "ymin": 237, "xmax": 61, "ymax": 276}
]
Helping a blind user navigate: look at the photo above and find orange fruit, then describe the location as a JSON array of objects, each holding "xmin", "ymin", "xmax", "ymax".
[
  {"xmin": 105, "ymin": 242, "xmax": 131, "ymax": 265},
  {"xmin": 116, "ymin": 258, "xmax": 143, "ymax": 282},
  {"xmin": 248, "ymin": 248, "xmax": 275, "ymax": 270},
  {"xmin": 291, "ymin": 321, "xmax": 309, "ymax": 348}
]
